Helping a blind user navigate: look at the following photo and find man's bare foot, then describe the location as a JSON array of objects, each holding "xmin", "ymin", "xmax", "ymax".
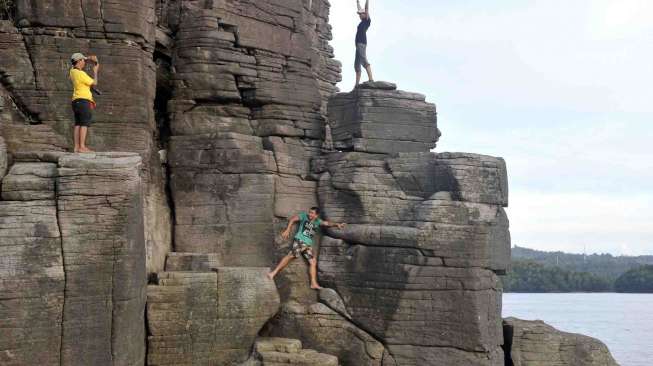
[
  {"xmin": 79, "ymin": 147, "xmax": 94, "ymax": 153},
  {"xmin": 310, "ymin": 284, "xmax": 323, "ymax": 290},
  {"xmin": 73, "ymin": 147, "xmax": 80, "ymax": 153},
  {"xmin": 267, "ymin": 272, "xmax": 275, "ymax": 280}
]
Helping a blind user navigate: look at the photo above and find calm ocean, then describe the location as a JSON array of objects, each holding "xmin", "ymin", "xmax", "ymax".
[{"xmin": 503, "ymin": 293, "xmax": 653, "ymax": 366}]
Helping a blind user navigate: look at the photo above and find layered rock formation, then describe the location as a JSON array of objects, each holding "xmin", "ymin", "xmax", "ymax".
[
  {"xmin": 253, "ymin": 337, "xmax": 339, "ymax": 366},
  {"xmin": 147, "ymin": 263, "xmax": 280, "ymax": 365},
  {"xmin": 0, "ymin": 0, "xmax": 170, "ymax": 276},
  {"xmin": 328, "ymin": 81, "xmax": 440, "ymax": 154},
  {"xmin": 0, "ymin": 153, "xmax": 145, "ymax": 365},
  {"xmin": 503, "ymin": 318, "xmax": 619, "ymax": 366},
  {"xmin": 162, "ymin": 0, "xmax": 339, "ymax": 270},
  {"xmin": 0, "ymin": 1, "xmax": 620, "ymax": 366},
  {"xmin": 306, "ymin": 83, "xmax": 509, "ymax": 366}
]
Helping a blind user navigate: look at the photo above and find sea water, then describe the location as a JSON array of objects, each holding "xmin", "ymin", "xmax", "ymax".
[{"xmin": 503, "ymin": 293, "xmax": 653, "ymax": 366}]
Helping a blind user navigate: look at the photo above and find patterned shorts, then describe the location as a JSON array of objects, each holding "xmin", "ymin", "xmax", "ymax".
[{"xmin": 288, "ymin": 239, "xmax": 314, "ymax": 261}]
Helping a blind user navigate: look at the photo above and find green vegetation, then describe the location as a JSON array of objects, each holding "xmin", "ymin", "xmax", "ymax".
[
  {"xmin": 511, "ymin": 246, "xmax": 653, "ymax": 282},
  {"xmin": 614, "ymin": 265, "xmax": 653, "ymax": 293},
  {"xmin": 0, "ymin": 0, "xmax": 14, "ymax": 20},
  {"xmin": 501, "ymin": 246, "xmax": 653, "ymax": 293},
  {"xmin": 502, "ymin": 260, "xmax": 612, "ymax": 292}
]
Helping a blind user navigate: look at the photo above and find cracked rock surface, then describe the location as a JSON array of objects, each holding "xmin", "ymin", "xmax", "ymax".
[
  {"xmin": 0, "ymin": 152, "xmax": 146, "ymax": 365},
  {"xmin": 503, "ymin": 318, "xmax": 619, "ymax": 366},
  {"xmin": 0, "ymin": 1, "xmax": 620, "ymax": 366}
]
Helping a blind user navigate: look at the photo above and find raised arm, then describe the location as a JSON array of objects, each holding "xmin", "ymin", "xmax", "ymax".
[
  {"xmin": 321, "ymin": 220, "xmax": 346, "ymax": 230},
  {"xmin": 356, "ymin": 0, "xmax": 369, "ymax": 15},
  {"xmin": 89, "ymin": 55, "xmax": 99, "ymax": 86},
  {"xmin": 281, "ymin": 215, "xmax": 300, "ymax": 239}
]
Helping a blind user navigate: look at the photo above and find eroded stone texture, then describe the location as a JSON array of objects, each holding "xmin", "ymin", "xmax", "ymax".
[
  {"xmin": 504, "ymin": 318, "xmax": 619, "ymax": 366},
  {"xmin": 0, "ymin": 200, "xmax": 64, "ymax": 366},
  {"xmin": 1, "ymin": 1, "xmax": 171, "ymax": 275},
  {"xmin": 328, "ymin": 82, "xmax": 440, "ymax": 154},
  {"xmin": 314, "ymin": 149, "xmax": 510, "ymax": 365},
  {"xmin": 1, "ymin": 162, "xmax": 57, "ymax": 200},
  {"xmin": 0, "ymin": 136, "xmax": 7, "ymax": 181},
  {"xmin": 147, "ymin": 268, "xmax": 280, "ymax": 365},
  {"xmin": 164, "ymin": 252, "xmax": 223, "ymax": 271},
  {"xmin": 0, "ymin": 152, "xmax": 147, "ymax": 365},
  {"xmin": 264, "ymin": 302, "xmax": 395, "ymax": 366},
  {"xmin": 254, "ymin": 337, "xmax": 339, "ymax": 366},
  {"xmin": 163, "ymin": 0, "xmax": 340, "ymax": 272},
  {"xmin": 57, "ymin": 152, "xmax": 146, "ymax": 366}
]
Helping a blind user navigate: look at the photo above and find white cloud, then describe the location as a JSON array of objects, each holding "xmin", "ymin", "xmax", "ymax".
[
  {"xmin": 508, "ymin": 190, "xmax": 653, "ymax": 255},
  {"xmin": 587, "ymin": 0, "xmax": 653, "ymax": 40},
  {"xmin": 328, "ymin": 1, "xmax": 653, "ymax": 255}
]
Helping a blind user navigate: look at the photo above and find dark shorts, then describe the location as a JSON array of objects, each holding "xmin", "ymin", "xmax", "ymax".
[
  {"xmin": 288, "ymin": 239, "xmax": 314, "ymax": 261},
  {"xmin": 72, "ymin": 99, "xmax": 93, "ymax": 127},
  {"xmin": 354, "ymin": 43, "xmax": 370, "ymax": 72}
]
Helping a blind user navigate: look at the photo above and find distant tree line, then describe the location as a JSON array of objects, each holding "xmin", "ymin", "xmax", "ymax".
[
  {"xmin": 614, "ymin": 265, "xmax": 653, "ymax": 293},
  {"xmin": 501, "ymin": 246, "xmax": 653, "ymax": 293},
  {"xmin": 502, "ymin": 260, "xmax": 612, "ymax": 292}
]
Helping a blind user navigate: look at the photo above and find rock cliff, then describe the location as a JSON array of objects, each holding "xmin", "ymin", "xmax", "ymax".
[
  {"xmin": 503, "ymin": 318, "xmax": 619, "ymax": 366},
  {"xmin": 0, "ymin": 1, "xmax": 619, "ymax": 366}
]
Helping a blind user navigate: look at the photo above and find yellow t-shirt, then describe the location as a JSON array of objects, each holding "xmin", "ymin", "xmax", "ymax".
[{"xmin": 70, "ymin": 68, "xmax": 95, "ymax": 102}]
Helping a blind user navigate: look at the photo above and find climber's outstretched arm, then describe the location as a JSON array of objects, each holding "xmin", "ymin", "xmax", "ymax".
[
  {"xmin": 321, "ymin": 220, "xmax": 346, "ymax": 230},
  {"xmin": 281, "ymin": 215, "xmax": 300, "ymax": 239},
  {"xmin": 357, "ymin": 0, "xmax": 369, "ymax": 15}
]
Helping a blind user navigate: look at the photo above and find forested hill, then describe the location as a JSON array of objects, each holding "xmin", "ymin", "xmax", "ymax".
[
  {"xmin": 511, "ymin": 246, "xmax": 653, "ymax": 281},
  {"xmin": 502, "ymin": 246, "xmax": 653, "ymax": 292}
]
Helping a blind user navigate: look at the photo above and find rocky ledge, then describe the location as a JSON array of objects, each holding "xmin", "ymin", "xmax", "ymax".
[{"xmin": 504, "ymin": 318, "xmax": 619, "ymax": 366}]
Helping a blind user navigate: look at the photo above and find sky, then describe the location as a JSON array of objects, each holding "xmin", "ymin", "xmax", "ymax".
[{"xmin": 328, "ymin": 0, "xmax": 653, "ymax": 256}]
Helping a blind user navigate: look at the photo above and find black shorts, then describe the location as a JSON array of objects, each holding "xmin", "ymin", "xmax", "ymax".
[{"xmin": 72, "ymin": 99, "xmax": 93, "ymax": 127}]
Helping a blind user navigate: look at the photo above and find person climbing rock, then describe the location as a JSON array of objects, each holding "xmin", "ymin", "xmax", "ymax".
[
  {"xmin": 69, "ymin": 52, "xmax": 99, "ymax": 153},
  {"xmin": 354, "ymin": 0, "xmax": 374, "ymax": 88},
  {"xmin": 268, "ymin": 207, "xmax": 346, "ymax": 289}
]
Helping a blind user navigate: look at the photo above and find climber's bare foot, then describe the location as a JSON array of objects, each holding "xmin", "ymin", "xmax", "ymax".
[
  {"xmin": 79, "ymin": 147, "xmax": 94, "ymax": 153},
  {"xmin": 73, "ymin": 147, "xmax": 80, "ymax": 153},
  {"xmin": 310, "ymin": 284, "xmax": 323, "ymax": 290},
  {"xmin": 267, "ymin": 272, "xmax": 275, "ymax": 280}
]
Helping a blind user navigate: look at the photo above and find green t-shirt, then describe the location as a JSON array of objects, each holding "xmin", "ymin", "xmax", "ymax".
[{"xmin": 294, "ymin": 211, "xmax": 322, "ymax": 246}]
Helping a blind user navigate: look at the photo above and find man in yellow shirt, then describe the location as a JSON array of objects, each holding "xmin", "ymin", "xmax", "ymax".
[{"xmin": 70, "ymin": 53, "xmax": 99, "ymax": 153}]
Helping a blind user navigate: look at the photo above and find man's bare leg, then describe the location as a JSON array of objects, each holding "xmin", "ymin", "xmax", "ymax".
[
  {"xmin": 268, "ymin": 255, "xmax": 294, "ymax": 280},
  {"xmin": 355, "ymin": 70, "xmax": 362, "ymax": 88},
  {"xmin": 365, "ymin": 64, "xmax": 374, "ymax": 82},
  {"xmin": 79, "ymin": 126, "xmax": 94, "ymax": 153},
  {"xmin": 309, "ymin": 258, "xmax": 322, "ymax": 289},
  {"xmin": 73, "ymin": 126, "xmax": 81, "ymax": 153}
]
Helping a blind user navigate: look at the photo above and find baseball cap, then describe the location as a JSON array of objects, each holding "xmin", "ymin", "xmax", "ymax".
[{"xmin": 71, "ymin": 53, "xmax": 87, "ymax": 62}]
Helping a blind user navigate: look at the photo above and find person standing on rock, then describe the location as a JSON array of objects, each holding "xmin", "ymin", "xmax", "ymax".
[
  {"xmin": 70, "ymin": 53, "xmax": 99, "ymax": 153},
  {"xmin": 354, "ymin": 0, "xmax": 374, "ymax": 88},
  {"xmin": 268, "ymin": 207, "xmax": 346, "ymax": 289}
]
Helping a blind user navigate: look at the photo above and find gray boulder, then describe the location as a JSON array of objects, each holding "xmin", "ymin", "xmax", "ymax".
[
  {"xmin": 254, "ymin": 337, "xmax": 339, "ymax": 366},
  {"xmin": 56, "ymin": 152, "xmax": 146, "ymax": 365},
  {"xmin": 263, "ymin": 302, "xmax": 392, "ymax": 366},
  {"xmin": 315, "ymin": 151, "xmax": 510, "ymax": 365},
  {"xmin": 0, "ymin": 136, "xmax": 6, "ymax": 180},
  {"xmin": 0, "ymin": 200, "xmax": 64, "ymax": 366},
  {"xmin": 504, "ymin": 317, "xmax": 619, "ymax": 366},
  {"xmin": 0, "ymin": 152, "xmax": 147, "ymax": 365},
  {"xmin": 1, "ymin": 162, "xmax": 57, "ymax": 200},
  {"xmin": 147, "ymin": 268, "xmax": 280, "ymax": 365},
  {"xmin": 328, "ymin": 82, "xmax": 439, "ymax": 154}
]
